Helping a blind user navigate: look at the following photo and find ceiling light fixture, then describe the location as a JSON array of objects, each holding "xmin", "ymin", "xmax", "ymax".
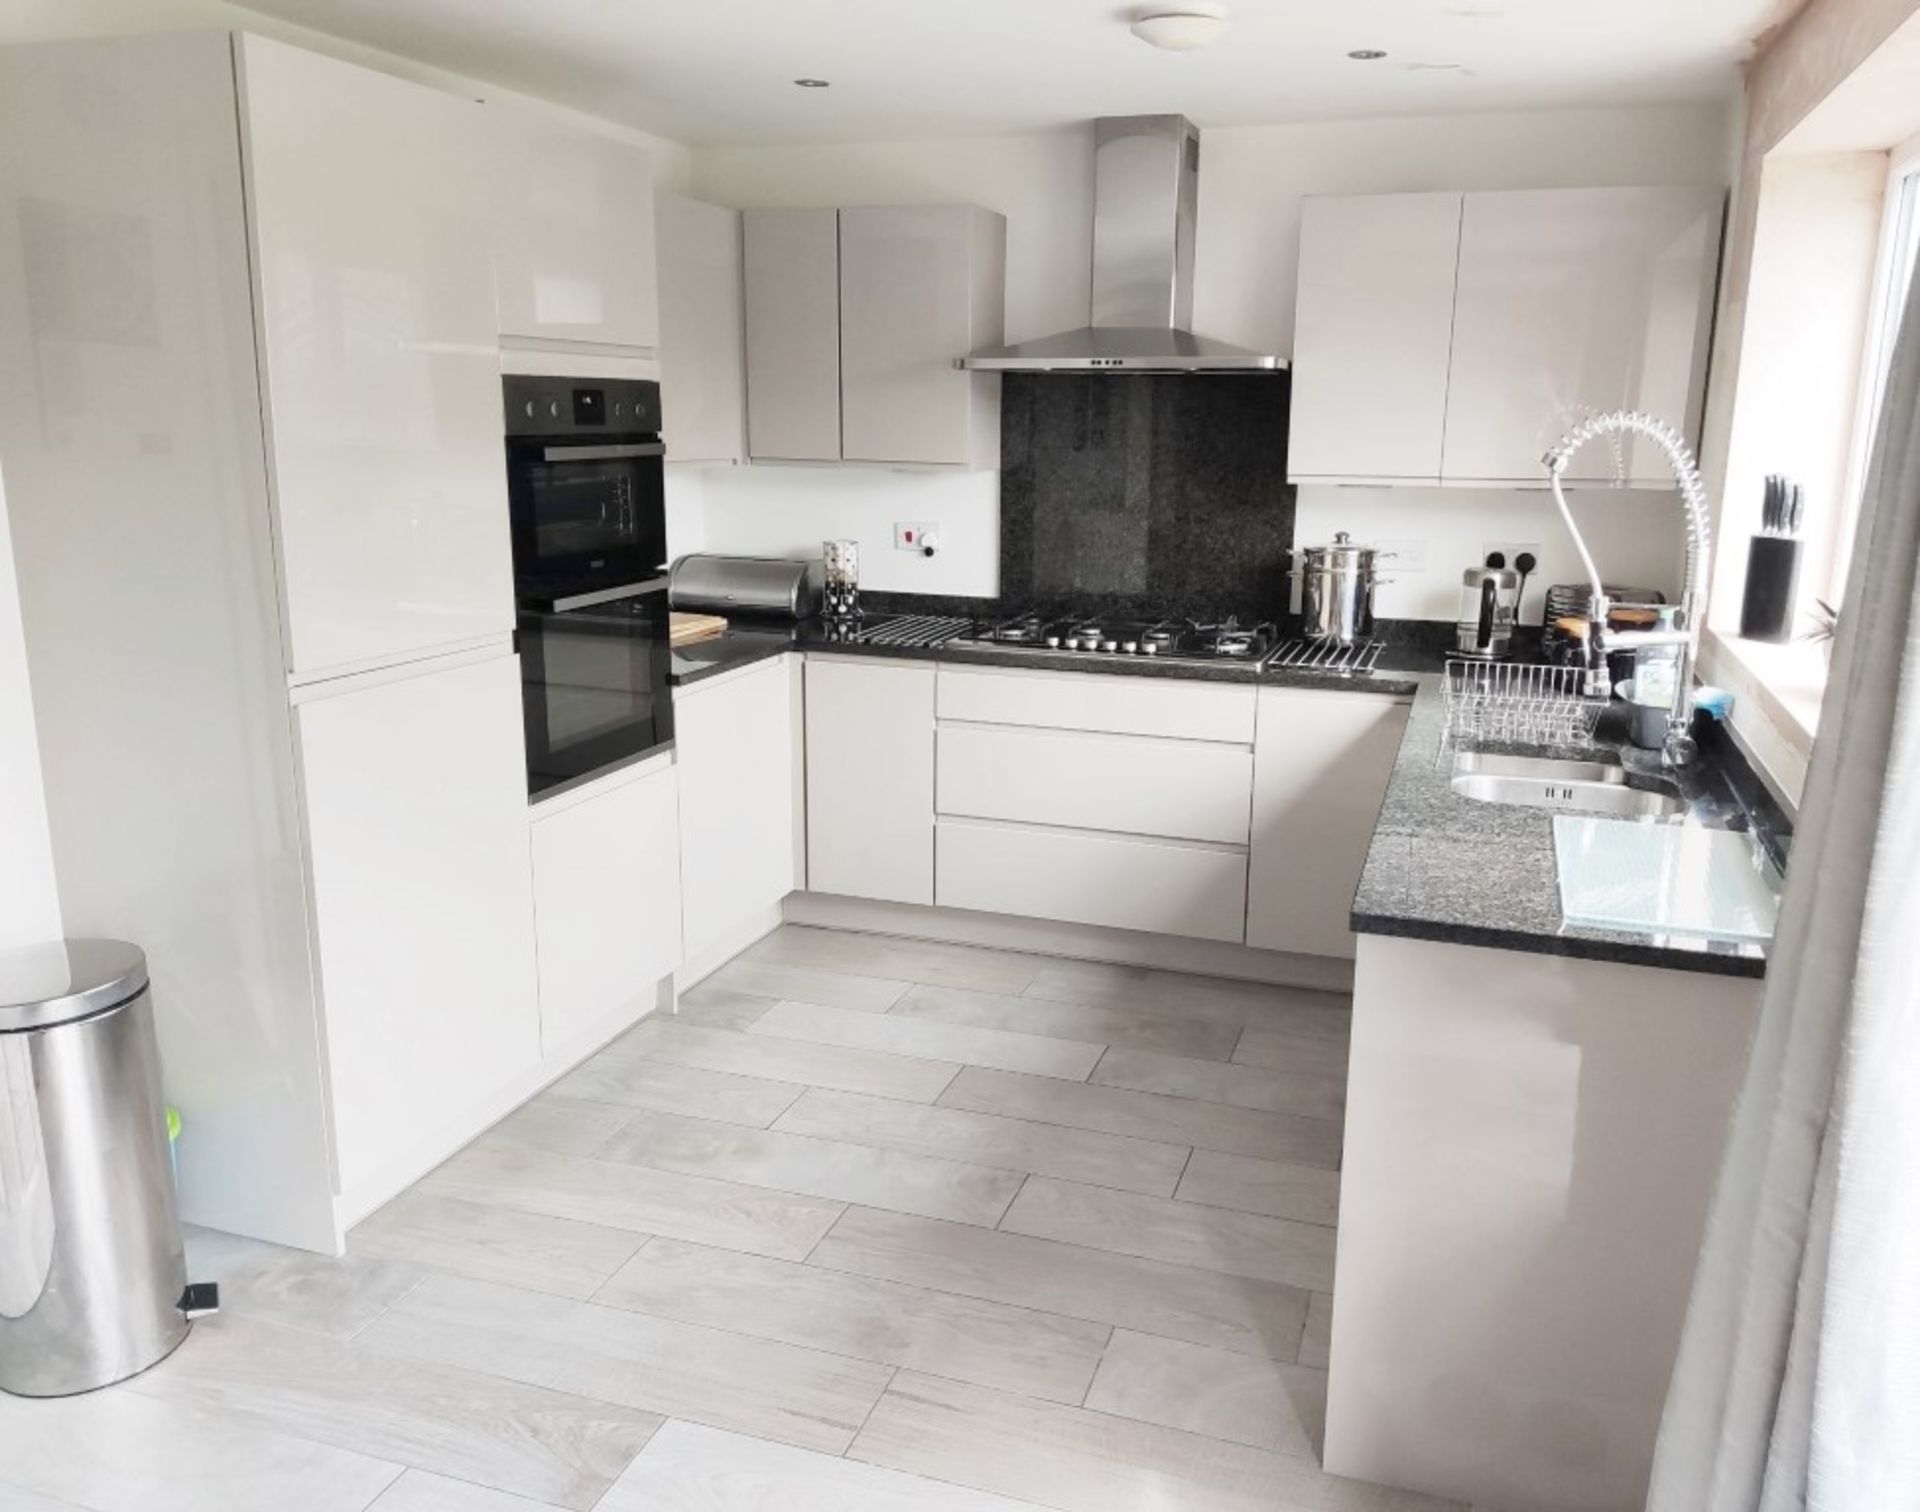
[
  {"xmin": 1130, "ymin": 6, "xmax": 1231, "ymax": 52},
  {"xmin": 1346, "ymin": 48, "xmax": 1388, "ymax": 60},
  {"xmin": 793, "ymin": 77, "xmax": 830, "ymax": 88}
]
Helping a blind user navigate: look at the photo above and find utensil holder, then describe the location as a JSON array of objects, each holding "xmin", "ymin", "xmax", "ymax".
[{"xmin": 1738, "ymin": 535, "xmax": 1800, "ymax": 643}]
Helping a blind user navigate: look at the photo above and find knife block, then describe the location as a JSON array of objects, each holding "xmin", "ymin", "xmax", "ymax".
[{"xmin": 1738, "ymin": 535, "xmax": 1801, "ymax": 643}]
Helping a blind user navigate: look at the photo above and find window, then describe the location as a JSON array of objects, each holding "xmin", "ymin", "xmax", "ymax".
[{"xmin": 1836, "ymin": 132, "xmax": 1920, "ymax": 597}]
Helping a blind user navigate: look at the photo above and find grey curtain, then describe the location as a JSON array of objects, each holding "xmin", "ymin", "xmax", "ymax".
[{"xmin": 1646, "ymin": 249, "xmax": 1920, "ymax": 1507}]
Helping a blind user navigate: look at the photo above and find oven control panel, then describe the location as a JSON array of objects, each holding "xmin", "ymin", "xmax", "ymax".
[{"xmin": 503, "ymin": 375, "xmax": 662, "ymax": 438}]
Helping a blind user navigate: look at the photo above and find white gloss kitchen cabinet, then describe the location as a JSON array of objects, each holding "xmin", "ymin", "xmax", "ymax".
[
  {"xmin": 676, "ymin": 656, "xmax": 806, "ymax": 975},
  {"xmin": 530, "ymin": 757, "xmax": 683, "ymax": 1054},
  {"xmin": 805, "ymin": 657, "xmax": 936, "ymax": 905},
  {"xmin": 657, "ymin": 193, "xmax": 747, "ymax": 465},
  {"xmin": 743, "ymin": 205, "xmax": 1006, "ymax": 467},
  {"xmin": 1246, "ymin": 688, "xmax": 1411, "ymax": 959},
  {"xmin": 933, "ymin": 668, "xmax": 1258, "ymax": 943},
  {"xmin": 1289, "ymin": 186, "xmax": 1723, "ymax": 485},
  {"xmin": 490, "ymin": 110, "xmax": 659, "ymax": 354},
  {"xmin": 0, "ymin": 32, "xmax": 543, "ymax": 1254}
]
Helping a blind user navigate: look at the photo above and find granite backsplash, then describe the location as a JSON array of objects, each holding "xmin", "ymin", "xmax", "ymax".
[{"xmin": 994, "ymin": 372, "xmax": 1296, "ymax": 619}]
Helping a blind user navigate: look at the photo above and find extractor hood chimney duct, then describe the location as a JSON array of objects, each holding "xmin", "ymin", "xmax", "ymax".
[{"xmin": 965, "ymin": 115, "xmax": 1285, "ymax": 373}]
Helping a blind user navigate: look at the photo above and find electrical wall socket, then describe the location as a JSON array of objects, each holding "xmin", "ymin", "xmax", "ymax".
[
  {"xmin": 1480, "ymin": 540, "xmax": 1543, "ymax": 570},
  {"xmin": 894, "ymin": 521, "xmax": 939, "ymax": 552}
]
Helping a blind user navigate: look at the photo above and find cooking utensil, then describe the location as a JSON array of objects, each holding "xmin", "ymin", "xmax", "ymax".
[{"xmin": 1291, "ymin": 532, "xmax": 1385, "ymax": 645}]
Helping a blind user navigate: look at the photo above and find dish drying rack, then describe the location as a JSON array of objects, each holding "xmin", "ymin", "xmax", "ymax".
[{"xmin": 1443, "ymin": 661, "xmax": 1604, "ymax": 749}]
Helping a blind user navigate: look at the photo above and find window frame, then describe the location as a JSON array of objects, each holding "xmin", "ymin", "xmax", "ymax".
[{"xmin": 1834, "ymin": 130, "xmax": 1920, "ymax": 600}]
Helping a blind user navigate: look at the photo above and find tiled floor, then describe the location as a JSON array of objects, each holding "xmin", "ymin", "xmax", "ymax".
[{"xmin": 0, "ymin": 925, "xmax": 1466, "ymax": 1512}]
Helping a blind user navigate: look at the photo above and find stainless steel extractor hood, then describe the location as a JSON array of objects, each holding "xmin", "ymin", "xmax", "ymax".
[{"xmin": 965, "ymin": 115, "xmax": 1285, "ymax": 374}]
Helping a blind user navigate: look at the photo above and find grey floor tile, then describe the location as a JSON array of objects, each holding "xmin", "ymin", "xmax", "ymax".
[
  {"xmin": 551, "ymin": 1049, "xmax": 803, "ymax": 1128},
  {"xmin": 894, "ymin": 983, "xmax": 1241, "ymax": 1062},
  {"xmin": 617, "ymin": 1019, "xmax": 959, "ymax": 1102},
  {"xmin": 420, "ymin": 1137, "xmax": 843, "ymax": 1260},
  {"xmin": 1300, "ymin": 1291, "xmax": 1334, "ymax": 1371},
  {"xmin": 773, "ymin": 1088, "xmax": 1190, "ymax": 1197},
  {"xmin": 703, "ymin": 957, "xmax": 911, "ymax": 1011},
  {"xmin": 360, "ymin": 1272, "xmax": 892, "ymax": 1456},
  {"xmin": 1232, "ymin": 1024, "xmax": 1354, "ymax": 1079},
  {"xmin": 939, "ymin": 1066, "xmax": 1343, "ymax": 1168},
  {"xmin": 671, "ymin": 984, "xmax": 777, "ymax": 1030},
  {"xmin": 1083, "ymin": 1329, "xmax": 1327, "ymax": 1456},
  {"xmin": 746, "ymin": 925, "xmax": 1043, "ymax": 998},
  {"xmin": 0, "ymin": 1485, "xmax": 94, "ymax": 1512},
  {"xmin": 370, "ymin": 1469, "xmax": 568, "ymax": 1510},
  {"xmin": 123, "ymin": 1313, "xmax": 653, "ymax": 1511},
  {"xmin": 594, "ymin": 1108, "xmax": 1025, "ymax": 1227},
  {"xmin": 1091, "ymin": 1045, "xmax": 1345, "ymax": 1122},
  {"xmin": 350, "ymin": 1190, "xmax": 646, "ymax": 1301},
  {"xmin": 487, "ymin": 1096, "xmax": 631, "ymax": 1157},
  {"xmin": 596, "ymin": 1236, "xmax": 1109, "ymax": 1402},
  {"xmin": 1000, "ymin": 1177, "xmax": 1337, "ymax": 1291},
  {"xmin": 810, "ymin": 1207, "xmax": 1309, "ymax": 1361},
  {"xmin": 1174, "ymin": 1149, "xmax": 1342, "ymax": 1226},
  {"xmin": 208, "ymin": 1248, "xmax": 426, "ymax": 1340},
  {"xmin": 599, "ymin": 1419, "xmax": 1047, "ymax": 1510},
  {"xmin": 849, "ymin": 1373, "xmax": 1461, "ymax": 1512},
  {"xmin": 1023, "ymin": 963, "xmax": 1352, "ymax": 1040},
  {"xmin": 752, "ymin": 999, "xmax": 1102, "ymax": 1080},
  {"xmin": 0, "ymin": 1386, "xmax": 403, "ymax": 1512}
]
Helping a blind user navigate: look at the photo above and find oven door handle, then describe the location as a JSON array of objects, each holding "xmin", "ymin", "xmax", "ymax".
[{"xmin": 540, "ymin": 442, "xmax": 666, "ymax": 462}]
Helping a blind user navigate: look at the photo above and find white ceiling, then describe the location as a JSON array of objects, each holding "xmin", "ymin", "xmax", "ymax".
[{"xmin": 222, "ymin": 0, "xmax": 1788, "ymax": 146}]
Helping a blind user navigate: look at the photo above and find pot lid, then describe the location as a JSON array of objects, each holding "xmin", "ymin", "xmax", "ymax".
[
  {"xmin": 1298, "ymin": 531, "xmax": 1379, "ymax": 562},
  {"xmin": 0, "ymin": 939, "xmax": 148, "ymax": 1033}
]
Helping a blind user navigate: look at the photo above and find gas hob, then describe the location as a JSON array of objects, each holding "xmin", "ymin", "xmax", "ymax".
[{"xmin": 946, "ymin": 613, "xmax": 1277, "ymax": 665}]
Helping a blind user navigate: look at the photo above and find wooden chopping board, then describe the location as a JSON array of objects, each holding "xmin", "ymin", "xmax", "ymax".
[{"xmin": 669, "ymin": 611, "xmax": 729, "ymax": 647}]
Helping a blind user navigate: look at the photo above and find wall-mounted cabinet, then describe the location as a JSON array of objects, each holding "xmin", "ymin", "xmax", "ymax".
[
  {"xmin": 743, "ymin": 204, "xmax": 1005, "ymax": 469},
  {"xmin": 657, "ymin": 193, "xmax": 747, "ymax": 466},
  {"xmin": 491, "ymin": 114, "xmax": 659, "ymax": 353},
  {"xmin": 1290, "ymin": 185, "xmax": 1723, "ymax": 487}
]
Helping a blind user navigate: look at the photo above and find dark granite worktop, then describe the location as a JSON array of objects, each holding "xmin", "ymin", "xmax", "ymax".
[
  {"xmin": 672, "ymin": 610, "xmax": 1447, "ymax": 694},
  {"xmin": 1350, "ymin": 677, "xmax": 1783, "ymax": 978}
]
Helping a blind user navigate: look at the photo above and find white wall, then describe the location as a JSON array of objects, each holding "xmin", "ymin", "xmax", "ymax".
[
  {"xmin": 691, "ymin": 102, "xmax": 1731, "ymax": 609},
  {"xmin": 0, "ymin": 460, "xmax": 61, "ymax": 950}
]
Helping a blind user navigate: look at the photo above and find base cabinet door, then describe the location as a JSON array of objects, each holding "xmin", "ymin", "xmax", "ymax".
[
  {"xmin": 530, "ymin": 763, "xmax": 681, "ymax": 1055},
  {"xmin": 294, "ymin": 652, "xmax": 539, "ymax": 1197},
  {"xmin": 806, "ymin": 657, "xmax": 934, "ymax": 904},
  {"xmin": 1247, "ymin": 689, "xmax": 1410, "ymax": 959},
  {"xmin": 676, "ymin": 657, "xmax": 802, "ymax": 965}
]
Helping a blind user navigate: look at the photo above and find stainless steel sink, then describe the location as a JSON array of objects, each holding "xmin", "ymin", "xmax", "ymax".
[{"xmin": 1450, "ymin": 752, "xmax": 1686, "ymax": 819}]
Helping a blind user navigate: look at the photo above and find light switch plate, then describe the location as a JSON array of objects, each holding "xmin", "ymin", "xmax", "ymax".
[{"xmin": 894, "ymin": 521, "xmax": 939, "ymax": 551}]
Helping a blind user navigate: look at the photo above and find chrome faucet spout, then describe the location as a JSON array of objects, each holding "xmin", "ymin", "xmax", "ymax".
[{"xmin": 1541, "ymin": 411, "xmax": 1712, "ymax": 766}]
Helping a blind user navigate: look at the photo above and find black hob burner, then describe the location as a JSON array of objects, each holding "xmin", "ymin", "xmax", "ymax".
[{"xmin": 951, "ymin": 613, "xmax": 1277, "ymax": 664}]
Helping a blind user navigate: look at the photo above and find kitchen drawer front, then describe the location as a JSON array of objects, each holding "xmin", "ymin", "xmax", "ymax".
[
  {"xmin": 936, "ymin": 817, "xmax": 1248, "ymax": 944},
  {"xmin": 938, "ymin": 724, "xmax": 1253, "ymax": 844},
  {"xmin": 937, "ymin": 665, "xmax": 1255, "ymax": 743}
]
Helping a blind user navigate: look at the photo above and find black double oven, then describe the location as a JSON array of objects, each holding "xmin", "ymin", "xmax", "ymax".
[{"xmin": 506, "ymin": 374, "xmax": 673, "ymax": 797}]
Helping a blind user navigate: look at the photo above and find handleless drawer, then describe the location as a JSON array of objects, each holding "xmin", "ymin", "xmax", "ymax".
[
  {"xmin": 936, "ymin": 817, "xmax": 1248, "ymax": 944},
  {"xmin": 936, "ymin": 665, "xmax": 1256, "ymax": 742},
  {"xmin": 937, "ymin": 724, "xmax": 1253, "ymax": 844}
]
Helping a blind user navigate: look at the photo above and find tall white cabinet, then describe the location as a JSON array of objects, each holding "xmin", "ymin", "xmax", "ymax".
[
  {"xmin": 0, "ymin": 32, "xmax": 538, "ymax": 1253},
  {"xmin": 805, "ymin": 658, "xmax": 936, "ymax": 905},
  {"xmin": 1289, "ymin": 185, "xmax": 1723, "ymax": 486}
]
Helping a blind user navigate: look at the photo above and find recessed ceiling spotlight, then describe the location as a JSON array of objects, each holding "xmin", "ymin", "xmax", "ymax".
[
  {"xmin": 793, "ymin": 78, "xmax": 831, "ymax": 88},
  {"xmin": 1347, "ymin": 48, "xmax": 1388, "ymax": 60},
  {"xmin": 1130, "ymin": 5, "xmax": 1231, "ymax": 52}
]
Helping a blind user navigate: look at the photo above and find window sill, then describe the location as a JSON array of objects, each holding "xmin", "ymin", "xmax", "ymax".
[{"xmin": 1698, "ymin": 628, "xmax": 1827, "ymax": 810}]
